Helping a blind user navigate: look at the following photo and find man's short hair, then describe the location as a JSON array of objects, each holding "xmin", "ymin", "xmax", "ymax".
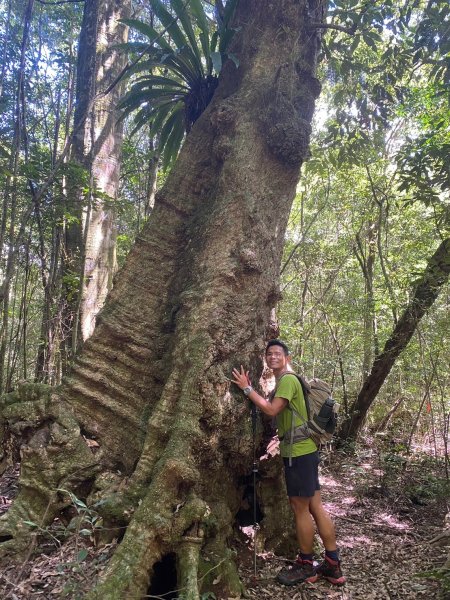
[{"xmin": 265, "ymin": 339, "xmax": 290, "ymax": 356}]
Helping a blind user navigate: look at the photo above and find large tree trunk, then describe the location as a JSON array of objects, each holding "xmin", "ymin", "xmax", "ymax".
[
  {"xmin": 62, "ymin": 0, "xmax": 130, "ymax": 365},
  {"xmin": 340, "ymin": 237, "xmax": 450, "ymax": 441},
  {"xmin": 0, "ymin": 1, "xmax": 326, "ymax": 598}
]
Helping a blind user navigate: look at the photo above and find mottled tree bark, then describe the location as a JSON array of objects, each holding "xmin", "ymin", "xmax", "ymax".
[
  {"xmin": 62, "ymin": 0, "xmax": 130, "ymax": 365},
  {"xmin": 341, "ymin": 237, "xmax": 450, "ymax": 441},
  {"xmin": 0, "ymin": 2, "xmax": 326, "ymax": 598}
]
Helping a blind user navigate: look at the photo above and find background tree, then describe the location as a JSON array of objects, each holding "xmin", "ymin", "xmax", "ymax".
[{"xmin": 61, "ymin": 0, "xmax": 131, "ymax": 366}]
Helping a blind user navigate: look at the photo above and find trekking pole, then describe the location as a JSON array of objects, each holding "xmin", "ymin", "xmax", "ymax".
[{"xmin": 251, "ymin": 403, "xmax": 259, "ymax": 579}]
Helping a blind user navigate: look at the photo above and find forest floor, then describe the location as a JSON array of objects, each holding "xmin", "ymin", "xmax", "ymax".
[{"xmin": 0, "ymin": 440, "xmax": 448, "ymax": 599}]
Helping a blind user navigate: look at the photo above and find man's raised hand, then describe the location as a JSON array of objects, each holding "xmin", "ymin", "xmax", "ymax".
[{"xmin": 231, "ymin": 365, "xmax": 251, "ymax": 390}]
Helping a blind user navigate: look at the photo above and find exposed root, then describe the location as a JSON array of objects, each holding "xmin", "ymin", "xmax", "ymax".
[
  {"xmin": 0, "ymin": 386, "xmax": 99, "ymax": 557},
  {"xmin": 177, "ymin": 526, "xmax": 204, "ymax": 600}
]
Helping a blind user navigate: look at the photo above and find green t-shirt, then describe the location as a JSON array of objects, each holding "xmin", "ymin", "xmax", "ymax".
[{"xmin": 275, "ymin": 373, "xmax": 317, "ymax": 458}]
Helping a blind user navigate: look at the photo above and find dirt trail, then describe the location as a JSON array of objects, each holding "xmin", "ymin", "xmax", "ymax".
[{"xmin": 240, "ymin": 448, "xmax": 448, "ymax": 599}]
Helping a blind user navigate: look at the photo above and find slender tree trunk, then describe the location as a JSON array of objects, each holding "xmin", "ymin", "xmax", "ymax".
[
  {"xmin": 372, "ymin": 395, "xmax": 404, "ymax": 433},
  {"xmin": 62, "ymin": 0, "xmax": 130, "ymax": 366},
  {"xmin": 355, "ymin": 221, "xmax": 378, "ymax": 381},
  {"xmin": 0, "ymin": 2, "xmax": 326, "ymax": 598},
  {"xmin": 323, "ymin": 312, "xmax": 348, "ymax": 413},
  {"xmin": 340, "ymin": 237, "xmax": 450, "ymax": 440},
  {"xmin": 35, "ymin": 56, "xmax": 76, "ymax": 384},
  {"xmin": 0, "ymin": 0, "xmax": 12, "ymax": 98},
  {"xmin": 145, "ymin": 136, "xmax": 159, "ymax": 217},
  {"xmin": 0, "ymin": 0, "xmax": 35, "ymax": 392}
]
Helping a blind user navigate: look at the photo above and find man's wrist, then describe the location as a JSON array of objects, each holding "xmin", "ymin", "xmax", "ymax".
[{"xmin": 243, "ymin": 385, "xmax": 253, "ymax": 396}]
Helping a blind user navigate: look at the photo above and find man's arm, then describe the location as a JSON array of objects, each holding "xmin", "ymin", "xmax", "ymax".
[{"xmin": 231, "ymin": 365, "xmax": 288, "ymax": 417}]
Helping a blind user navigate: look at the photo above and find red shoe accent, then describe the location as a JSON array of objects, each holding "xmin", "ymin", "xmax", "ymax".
[{"xmin": 317, "ymin": 556, "xmax": 346, "ymax": 586}]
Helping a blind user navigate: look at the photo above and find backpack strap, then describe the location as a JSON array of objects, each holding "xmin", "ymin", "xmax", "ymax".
[{"xmin": 276, "ymin": 373, "xmax": 312, "ymax": 466}]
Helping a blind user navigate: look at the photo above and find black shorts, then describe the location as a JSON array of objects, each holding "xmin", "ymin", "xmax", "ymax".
[{"xmin": 283, "ymin": 451, "xmax": 321, "ymax": 498}]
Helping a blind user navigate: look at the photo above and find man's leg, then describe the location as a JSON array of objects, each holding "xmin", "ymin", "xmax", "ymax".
[
  {"xmin": 276, "ymin": 495, "xmax": 318, "ymax": 585},
  {"xmin": 309, "ymin": 491, "xmax": 346, "ymax": 585},
  {"xmin": 289, "ymin": 496, "xmax": 315, "ymax": 554},
  {"xmin": 309, "ymin": 490, "xmax": 337, "ymax": 550}
]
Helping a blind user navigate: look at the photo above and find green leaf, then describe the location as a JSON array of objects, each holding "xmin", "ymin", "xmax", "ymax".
[
  {"xmin": 150, "ymin": 0, "xmax": 190, "ymax": 51},
  {"xmin": 222, "ymin": 0, "xmax": 239, "ymax": 28},
  {"xmin": 210, "ymin": 31, "xmax": 219, "ymax": 54},
  {"xmin": 150, "ymin": 101, "xmax": 177, "ymax": 133},
  {"xmin": 362, "ymin": 31, "xmax": 378, "ymax": 50},
  {"xmin": 121, "ymin": 88, "xmax": 182, "ymax": 111},
  {"xmin": 120, "ymin": 18, "xmax": 172, "ymax": 51},
  {"xmin": 159, "ymin": 104, "xmax": 184, "ymax": 168},
  {"xmin": 79, "ymin": 528, "xmax": 92, "ymax": 536},
  {"xmin": 73, "ymin": 497, "xmax": 87, "ymax": 509},
  {"xmin": 77, "ymin": 549, "xmax": 89, "ymax": 562},
  {"xmin": 168, "ymin": 47, "xmax": 202, "ymax": 83},
  {"xmin": 128, "ymin": 75, "xmax": 187, "ymax": 90},
  {"xmin": 171, "ymin": 0, "xmax": 203, "ymax": 68},
  {"xmin": 210, "ymin": 51, "xmax": 222, "ymax": 73},
  {"xmin": 23, "ymin": 520, "xmax": 39, "ymax": 528},
  {"xmin": 162, "ymin": 107, "xmax": 185, "ymax": 168},
  {"xmin": 190, "ymin": 0, "xmax": 209, "ymax": 38},
  {"xmin": 0, "ymin": 145, "xmax": 11, "ymax": 159},
  {"xmin": 227, "ymin": 52, "xmax": 239, "ymax": 68}
]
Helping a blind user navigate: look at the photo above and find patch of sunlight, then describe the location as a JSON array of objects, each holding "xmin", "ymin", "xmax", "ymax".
[
  {"xmin": 360, "ymin": 462, "xmax": 375, "ymax": 471},
  {"xmin": 340, "ymin": 535, "xmax": 379, "ymax": 548},
  {"xmin": 377, "ymin": 512, "xmax": 410, "ymax": 530},
  {"xmin": 320, "ymin": 474, "xmax": 345, "ymax": 488},
  {"xmin": 323, "ymin": 499, "xmax": 347, "ymax": 517},
  {"xmin": 341, "ymin": 495, "xmax": 358, "ymax": 506},
  {"xmin": 240, "ymin": 526, "xmax": 255, "ymax": 538}
]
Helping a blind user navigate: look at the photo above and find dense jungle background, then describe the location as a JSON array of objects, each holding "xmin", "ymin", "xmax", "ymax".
[{"xmin": 0, "ymin": 0, "xmax": 448, "ymax": 598}]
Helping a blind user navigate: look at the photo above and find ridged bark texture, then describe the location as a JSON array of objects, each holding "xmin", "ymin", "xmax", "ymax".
[{"xmin": 0, "ymin": 1, "xmax": 327, "ymax": 598}]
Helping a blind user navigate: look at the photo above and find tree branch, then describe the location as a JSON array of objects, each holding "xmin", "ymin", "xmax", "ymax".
[
  {"xmin": 36, "ymin": 0, "xmax": 85, "ymax": 5},
  {"xmin": 310, "ymin": 22, "xmax": 357, "ymax": 35}
]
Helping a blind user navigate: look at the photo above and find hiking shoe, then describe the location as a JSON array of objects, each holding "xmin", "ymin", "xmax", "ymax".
[
  {"xmin": 316, "ymin": 556, "xmax": 346, "ymax": 585},
  {"xmin": 276, "ymin": 559, "xmax": 318, "ymax": 586}
]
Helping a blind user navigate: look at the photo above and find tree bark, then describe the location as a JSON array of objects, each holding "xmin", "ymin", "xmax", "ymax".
[
  {"xmin": 340, "ymin": 237, "xmax": 450, "ymax": 441},
  {"xmin": 0, "ymin": 1, "xmax": 326, "ymax": 598},
  {"xmin": 62, "ymin": 0, "xmax": 130, "ymax": 366}
]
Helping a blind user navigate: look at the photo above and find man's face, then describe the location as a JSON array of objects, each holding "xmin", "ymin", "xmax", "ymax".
[{"xmin": 265, "ymin": 345, "xmax": 289, "ymax": 371}]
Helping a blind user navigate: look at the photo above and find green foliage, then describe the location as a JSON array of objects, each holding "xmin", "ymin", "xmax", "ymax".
[
  {"xmin": 23, "ymin": 488, "xmax": 105, "ymax": 546},
  {"xmin": 62, "ymin": 271, "xmax": 80, "ymax": 302},
  {"xmin": 118, "ymin": 0, "xmax": 238, "ymax": 169},
  {"xmin": 279, "ymin": 107, "xmax": 449, "ymax": 433},
  {"xmin": 396, "ymin": 84, "xmax": 450, "ymax": 209},
  {"xmin": 321, "ymin": 0, "xmax": 450, "ymax": 175},
  {"xmin": 277, "ymin": 0, "xmax": 450, "ymax": 442},
  {"xmin": 417, "ymin": 566, "xmax": 450, "ymax": 597},
  {"xmin": 58, "ymin": 488, "xmax": 105, "ymax": 540}
]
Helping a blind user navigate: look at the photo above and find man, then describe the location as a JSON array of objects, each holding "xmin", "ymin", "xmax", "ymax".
[{"xmin": 232, "ymin": 339, "xmax": 345, "ymax": 586}]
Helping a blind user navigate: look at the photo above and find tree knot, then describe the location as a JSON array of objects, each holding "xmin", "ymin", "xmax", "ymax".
[{"xmin": 239, "ymin": 248, "xmax": 263, "ymax": 273}]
